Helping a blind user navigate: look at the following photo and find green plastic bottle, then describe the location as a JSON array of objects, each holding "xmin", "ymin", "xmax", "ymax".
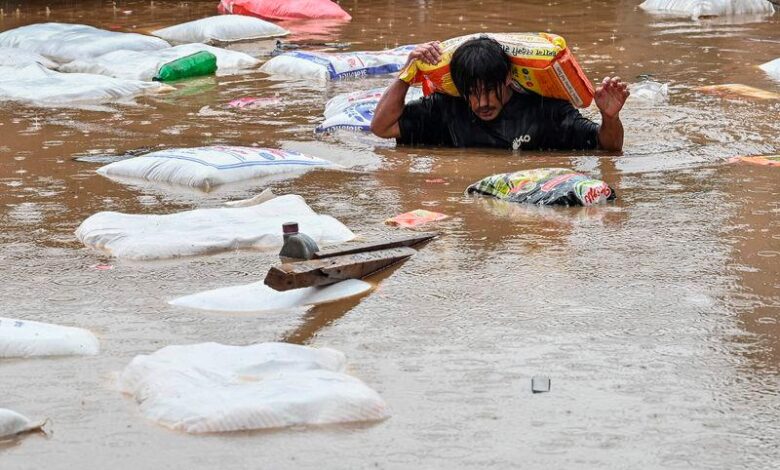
[{"xmin": 154, "ymin": 51, "xmax": 218, "ymax": 82}]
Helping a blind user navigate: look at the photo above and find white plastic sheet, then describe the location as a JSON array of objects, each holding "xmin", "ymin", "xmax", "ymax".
[
  {"xmin": 639, "ymin": 0, "xmax": 775, "ymax": 19},
  {"xmin": 759, "ymin": 58, "xmax": 780, "ymax": 81},
  {"xmin": 153, "ymin": 15, "xmax": 288, "ymax": 44},
  {"xmin": 170, "ymin": 279, "xmax": 372, "ymax": 312},
  {"xmin": 0, "ymin": 409, "xmax": 44, "ymax": 439},
  {"xmin": 0, "ymin": 64, "xmax": 169, "ymax": 106},
  {"xmin": 0, "ymin": 22, "xmax": 170, "ymax": 64},
  {"xmin": 118, "ymin": 342, "xmax": 388, "ymax": 433},
  {"xmin": 0, "ymin": 317, "xmax": 100, "ymax": 358},
  {"xmin": 0, "ymin": 47, "xmax": 57, "ymax": 68},
  {"xmin": 75, "ymin": 194, "xmax": 355, "ymax": 260},
  {"xmin": 96, "ymin": 146, "xmax": 332, "ymax": 190},
  {"xmin": 628, "ymin": 81, "xmax": 670, "ymax": 106},
  {"xmin": 260, "ymin": 45, "xmax": 415, "ymax": 80},
  {"xmin": 59, "ymin": 44, "xmax": 260, "ymax": 80}
]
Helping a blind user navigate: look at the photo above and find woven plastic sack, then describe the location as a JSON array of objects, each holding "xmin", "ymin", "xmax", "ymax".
[
  {"xmin": 639, "ymin": 0, "xmax": 775, "ymax": 19},
  {"xmin": 170, "ymin": 279, "xmax": 371, "ymax": 312},
  {"xmin": 59, "ymin": 44, "xmax": 258, "ymax": 81},
  {"xmin": 324, "ymin": 86, "xmax": 423, "ymax": 118},
  {"xmin": 153, "ymin": 15, "xmax": 288, "ymax": 44},
  {"xmin": 0, "ymin": 317, "xmax": 100, "ymax": 358},
  {"xmin": 399, "ymin": 33, "xmax": 594, "ymax": 108},
  {"xmin": 0, "ymin": 47, "xmax": 57, "ymax": 68},
  {"xmin": 260, "ymin": 45, "xmax": 415, "ymax": 80},
  {"xmin": 760, "ymin": 58, "xmax": 780, "ymax": 81},
  {"xmin": 0, "ymin": 409, "xmax": 45, "ymax": 439},
  {"xmin": 316, "ymin": 102, "xmax": 375, "ymax": 133},
  {"xmin": 0, "ymin": 64, "xmax": 169, "ymax": 106},
  {"xmin": 96, "ymin": 146, "xmax": 332, "ymax": 190},
  {"xmin": 0, "ymin": 22, "xmax": 170, "ymax": 64},
  {"xmin": 118, "ymin": 342, "xmax": 387, "ymax": 433},
  {"xmin": 466, "ymin": 168, "xmax": 616, "ymax": 206},
  {"xmin": 218, "ymin": 0, "xmax": 352, "ymax": 21},
  {"xmin": 76, "ymin": 194, "xmax": 354, "ymax": 260}
]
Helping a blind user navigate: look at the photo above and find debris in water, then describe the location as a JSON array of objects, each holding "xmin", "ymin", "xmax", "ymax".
[{"xmin": 532, "ymin": 376, "xmax": 551, "ymax": 394}]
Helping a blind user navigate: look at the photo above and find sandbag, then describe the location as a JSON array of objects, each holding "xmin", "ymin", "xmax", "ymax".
[
  {"xmin": 639, "ymin": 0, "xmax": 775, "ymax": 19},
  {"xmin": 170, "ymin": 279, "xmax": 371, "ymax": 312},
  {"xmin": 96, "ymin": 146, "xmax": 332, "ymax": 191},
  {"xmin": 324, "ymin": 86, "xmax": 423, "ymax": 118},
  {"xmin": 628, "ymin": 81, "xmax": 669, "ymax": 106},
  {"xmin": 75, "ymin": 194, "xmax": 355, "ymax": 260},
  {"xmin": 466, "ymin": 168, "xmax": 616, "ymax": 206},
  {"xmin": 0, "ymin": 22, "xmax": 170, "ymax": 64},
  {"xmin": 218, "ymin": 0, "xmax": 352, "ymax": 21},
  {"xmin": 0, "ymin": 409, "xmax": 45, "ymax": 439},
  {"xmin": 59, "ymin": 44, "xmax": 259, "ymax": 81},
  {"xmin": 316, "ymin": 102, "xmax": 375, "ymax": 133},
  {"xmin": 118, "ymin": 342, "xmax": 387, "ymax": 433},
  {"xmin": 152, "ymin": 15, "xmax": 288, "ymax": 44},
  {"xmin": 399, "ymin": 33, "xmax": 594, "ymax": 108},
  {"xmin": 0, "ymin": 47, "xmax": 57, "ymax": 68},
  {"xmin": 0, "ymin": 64, "xmax": 170, "ymax": 106},
  {"xmin": 260, "ymin": 45, "xmax": 415, "ymax": 80},
  {"xmin": 760, "ymin": 58, "xmax": 780, "ymax": 81},
  {"xmin": 0, "ymin": 317, "xmax": 100, "ymax": 358}
]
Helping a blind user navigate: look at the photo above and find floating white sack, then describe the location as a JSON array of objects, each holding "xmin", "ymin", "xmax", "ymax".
[
  {"xmin": 152, "ymin": 15, "xmax": 288, "ymax": 44},
  {"xmin": 260, "ymin": 45, "xmax": 415, "ymax": 80},
  {"xmin": 0, "ymin": 22, "xmax": 170, "ymax": 64},
  {"xmin": 627, "ymin": 81, "xmax": 669, "ymax": 106},
  {"xmin": 324, "ymin": 86, "xmax": 423, "ymax": 118},
  {"xmin": 59, "ymin": 44, "xmax": 259, "ymax": 80},
  {"xmin": 0, "ymin": 409, "xmax": 45, "ymax": 439},
  {"xmin": 639, "ymin": 0, "xmax": 775, "ymax": 19},
  {"xmin": 759, "ymin": 58, "xmax": 780, "ymax": 81},
  {"xmin": 170, "ymin": 279, "xmax": 371, "ymax": 312},
  {"xmin": 118, "ymin": 342, "xmax": 388, "ymax": 433},
  {"xmin": 0, "ymin": 47, "xmax": 57, "ymax": 68},
  {"xmin": 96, "ymin": 146, "xmax": 332, "ymax": 190},
  {"xmin": 0, "ymin": 317, "xmax": 100, "ymax": 358},
  {"xmin": 316, "ymin": 102, "xmax": 375, "ymax": 133},
  {"xmin": 0, "ymin": 64, "xmax": 169, "ymax": 106},
  {"xmin": 75, "ymin": 194, "xmax": 354, "ymax": 260}
]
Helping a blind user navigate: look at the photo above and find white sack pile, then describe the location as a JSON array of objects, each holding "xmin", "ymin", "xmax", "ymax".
[
  {"xmin": 96, "ymin": 146, "xmax": 331, "ymax": 191},
  {"xmin": 0, "ymin": 409, "xmax": 45, "ymax": 439},
  {"xmin": 0, "ymin": 47, "xmax": 57, "ymax": 68},
  {"xmin": 639, "ymin": 0, "xmax": 775, "ymax": 19},
  {"xmin": 118, "ymin": 342, "xmax": 388, "ymax": 433},
  {"xmin": 0, "ymin": 317, "xmax": 100, "ymax": 358},
  {"xmin": 153, "ymin": 15, "xmax": 288, "ymax": 44},
  {"xmin": 260, "ymin": 45, "xmax": 415, "ymax": 80},
  {"xmin": 75, "ymin": 194, "xmax": 355, "ymax": 260}
]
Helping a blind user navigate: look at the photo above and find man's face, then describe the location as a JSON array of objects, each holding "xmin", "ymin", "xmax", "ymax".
[{"xmin": 467, "ymin": 79, "xmax": 512, "ymax": 121}]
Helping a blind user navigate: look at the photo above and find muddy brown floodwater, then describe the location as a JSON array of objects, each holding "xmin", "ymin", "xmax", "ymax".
[{"xmin": 1, "ymin": 0, "xmax": 779, "ymax": 468}]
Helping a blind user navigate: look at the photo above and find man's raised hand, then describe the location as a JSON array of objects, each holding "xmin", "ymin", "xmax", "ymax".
[{"xmin": 595, "ymin": 76, "xmax": 629, "ymax": 120}]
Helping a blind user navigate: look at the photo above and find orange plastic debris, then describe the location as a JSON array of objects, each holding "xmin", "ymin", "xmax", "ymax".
[
  {"xmin": 385, "ymin": 209, "xmax": 448, "ymax": 228},
  {"xmin": 728, "ymin": 155, "xmax": 780, "ymax": 167},
  {"xmin": 696, "ymin": 84, "xmax": 780, "ymax": 100}
]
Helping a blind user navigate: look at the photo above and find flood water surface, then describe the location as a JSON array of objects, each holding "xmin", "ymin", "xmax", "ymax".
[{"xmin": 0, "ymin": 1, "xmax": 778, "ymax": 468}]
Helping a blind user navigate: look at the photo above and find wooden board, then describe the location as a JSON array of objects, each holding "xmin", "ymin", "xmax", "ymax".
[
  {"xmin": 265, "ymin": 247, "xmax": 416, "ymax": 291},
  {"xmin": 312, "ymin": 232, "xmax": 437, "ymax": 259}
]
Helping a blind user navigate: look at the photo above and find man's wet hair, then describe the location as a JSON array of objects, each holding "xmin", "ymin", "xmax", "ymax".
[{"xmin": 450, "ymin": 37, "xmax": 511, "ymax": 102}]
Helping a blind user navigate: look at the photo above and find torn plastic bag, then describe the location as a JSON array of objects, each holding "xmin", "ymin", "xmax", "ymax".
[
  {"xmin": 0, "ymin": 317, "xmax": 100, "ymax": 358},
  {"xmin": 0, "ymin": 409, "xmax": 45, "ymax": 439},
  {"xmin": 118, "ymin": 342, "xmax": 387, "ymax": 433},
  {"xmin": 260, "ymin": 45, "xmax": 415, "ymax": 80},
  {"xmin": 0, "ymin": 22, "xmax": 170, "ymax": 64},
  {"xmin": 466, "ymin": 168, "xmax": 616, "ymax": 206},
  {"xmin": 0, "ymin": 64, "xmax": 170, "ymax": 106},
  {"xmin": 760, "ymin": 58, "xmax": 780, "ymax": 81},
  {"xmin": 628, "ymin": 81, "xmax": 669, "ymax": 106},
  {"xmin": 75, "ymin": 194, "xmax": 355, "ymax": 260},
  {"xmin": 218, "ymin": 0, "xmax": 352, "ymax": 21},
  {"xmin": 170, "ymin": 279, "xmax": 371, "ymax": 312},
  {"xmin": 0, "ymin": 47, "xmax": 57, "ymax": 68},
  {"xmin": 59, "ymin": 44, "xmax": 259, "ymax": 81},
  {"xmin": 152, "ymin": 15, "xmax": 288, "ymax": 44},
  {"xmin": 639, "ymin": 0, "xmax": 775, "ymax": 19},
  {"xmin": 96, "ymin": 146, "xmax": 332, "ymax": 191}
]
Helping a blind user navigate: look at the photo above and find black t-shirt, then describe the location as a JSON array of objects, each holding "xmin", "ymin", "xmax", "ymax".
[{"xmin": 397, "ymin": 90, "xmax": 600, "ymax": 150}]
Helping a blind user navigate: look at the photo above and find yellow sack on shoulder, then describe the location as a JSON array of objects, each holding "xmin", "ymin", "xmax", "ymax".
[{"xmin": 399, "ymin": 32, "xmax": 594, "ymax": 108}]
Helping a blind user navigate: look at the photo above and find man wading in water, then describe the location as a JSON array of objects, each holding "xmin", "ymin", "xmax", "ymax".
[{"xmin": 371, "ymin": 37, "xmax": 628, "ymax": 151}]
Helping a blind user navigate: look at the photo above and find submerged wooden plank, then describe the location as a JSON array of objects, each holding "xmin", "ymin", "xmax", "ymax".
[
  {"xmin": 265, "ymin": 247, "xmax": 416, "ymax": 291},
  {"xmin": 312, "ymin": 232, "xmax": 437, "ymax": 259}
]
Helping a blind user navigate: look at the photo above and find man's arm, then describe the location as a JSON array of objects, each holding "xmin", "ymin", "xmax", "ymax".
[
  {"xmin": 594, "ymin": 76, "xmax": 629, "ymax": 151},
  {"xmin": 370, "ymin": 42, "xmax": 442, "ymax": 139}
]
